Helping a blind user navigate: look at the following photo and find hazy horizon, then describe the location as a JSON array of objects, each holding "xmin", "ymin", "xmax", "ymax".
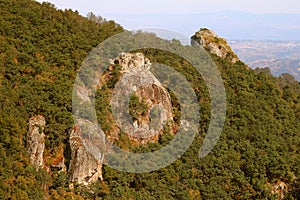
[
  {"xmin": 37, "ymin": 0, "xmax": 300, "ymax": 15},
  {"xmin": 101, "ymin": 12, "xmax": 300, "ymax": 41},
  {"xmin": 36, "ymin": 0, "xmax": 300, "ymax": 41}
]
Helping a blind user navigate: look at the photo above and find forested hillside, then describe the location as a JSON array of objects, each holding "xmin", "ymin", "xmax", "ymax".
[
  {"xmin": 0, "ymin": 0, "xmax": 300, "ymax": 199},
  {"xmin": 0, "ymin": 0, "xmax": 123, "ymax": 199}
]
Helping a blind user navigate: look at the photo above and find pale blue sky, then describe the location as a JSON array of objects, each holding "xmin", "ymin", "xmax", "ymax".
[
  {"xmin": 36, "ymin": 0, "xmax": 300, "ymax": 40},
  {"xmin": 37, "ymin": 0, "xmax": 300, "ymax": 15}
]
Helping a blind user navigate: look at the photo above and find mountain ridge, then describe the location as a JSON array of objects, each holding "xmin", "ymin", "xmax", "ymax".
[{"xmin": 100, "ymin": 11, "xmax": 300, "ymax": 41}]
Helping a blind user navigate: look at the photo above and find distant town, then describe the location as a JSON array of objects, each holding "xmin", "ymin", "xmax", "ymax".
[{"xmin": 229, "ymin": 40, "xmax": 300, "ymax": 81}]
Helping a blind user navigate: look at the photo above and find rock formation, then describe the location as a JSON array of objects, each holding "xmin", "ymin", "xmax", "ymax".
[
  {"xmin": 110, "ymin": 52, "xmax": 151, "ymax": 72},
  {"xmin": 191, "ymin": 28, "xmax": 239, "ymax": 63},
  {"xmin": 111, "ymin": 52, "xmax": 174, "ymax": 144},
  {"xmin": 68, "ymin": 124, "xmax": 103, "ymax": 185},
  {"xmin": 27, "ymin": 115, "xmax": 46, "ymax": 168},
  {"xmin": 68, "ymin": 52, "xmax": 174, "ymax": 185}
]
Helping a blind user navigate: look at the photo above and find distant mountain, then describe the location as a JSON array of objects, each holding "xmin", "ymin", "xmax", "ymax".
[
  {"xmin": 249, "ymin": 59, "xmax": 300, "ymax": 79},
  {"xmin": 229, "ymin": 40, "xmax": 300, "ymax": 81},
  {"xmin": 105, "ymin": 11, "xmax": 300, "ymax": 40}
]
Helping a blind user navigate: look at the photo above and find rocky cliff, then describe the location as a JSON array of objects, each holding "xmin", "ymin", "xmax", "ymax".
[
  {"xmin": 67, "ymin": 52, "xmax": 174, "ymax": 185},
  {"xmin": 191, "ymin": 28, "xmax": 239, "ymax": 63},
  {"xmin": 110, "ymin": 52, "xmax": 151, "ymax": 72},
  {"xmin": 68, "ymin": 124, "xmax": 103, "ymax": 185},
  {"xmin": 27, "ymin": 115, "xmax": 46, "ymax": 168},
  {"xmin": 110, "ymin": 52, "xmax": 174, "ymax": 144}
]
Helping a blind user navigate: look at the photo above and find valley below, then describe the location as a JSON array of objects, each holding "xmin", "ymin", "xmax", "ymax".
[{"xmin": 229, "ymin": 40, "xmax": 300, "ymax": 81}]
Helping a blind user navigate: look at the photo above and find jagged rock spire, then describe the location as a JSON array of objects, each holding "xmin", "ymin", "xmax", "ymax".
[{"xmin": 191, "ymin": 28, "xmax": 239, "ymax": 63}]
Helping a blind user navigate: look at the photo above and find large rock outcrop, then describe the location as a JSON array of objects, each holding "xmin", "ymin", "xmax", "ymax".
[
  {"xmin": 110, "ymin": 52, "xmax": 151, "ymax": 72},
  {"xmin": 68, "ymin": 124, "xmax": 103, "ymax": 185},
  {"xmin": 68, "ymin": 52, "xmax": 174, "ymax": 185},
  {"xmin": 191, "ymin": 28, "xmax": 239, "ymax": 63},
  {"xmin": 27, "ymin": 115, "xmax": 46, "ymax": 168},
  {"xmin": 111, "ymin": 52, "xmax": 174, "ymax": 144}
]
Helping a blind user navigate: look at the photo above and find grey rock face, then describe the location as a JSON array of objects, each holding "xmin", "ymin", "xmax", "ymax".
[
  {"xmin": 27, "ymin": 115, "xmax": 46, "ymax": 168},
  {"xmin": 191, "ymin": 28, "xmax": 239, "ymax": 63},
  {"xmin": 111, "ymin": 52, "xmax": 151, "ymax": 72},
  {"xmin": 111, "ymin": 52, "xmax": 173, "ymax": 144},
  {"xmin": 69, "ymin": 52, "xmax": 174, "ymax": 184},
  {"xmin": 68, "ymin": 124, "xmax": 103, "ymax": 185}
]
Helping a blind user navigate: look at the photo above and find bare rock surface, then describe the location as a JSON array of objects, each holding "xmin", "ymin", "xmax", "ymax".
[
  {"xmin": 27, "ymin": 115, "xmax": 46, "ymax": 168},
  {"xmin": 191, "ymin": 28, "xmax": 239, "ymax": 63},
  {"xmin": 69, "ymin": 52, "xmax": 174, "ymax": 184},
  {"xmin": 111, "ymin": 52, "xmax": 173, "ymax": 144},
  {"xmin": 68, "ymin": 124, "xmax": 103, "ymax": 185}
]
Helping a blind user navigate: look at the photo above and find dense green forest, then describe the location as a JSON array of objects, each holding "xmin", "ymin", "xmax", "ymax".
[{"xmin": 0, "ymin": 0, "xmax": 300, "ymax": 199}]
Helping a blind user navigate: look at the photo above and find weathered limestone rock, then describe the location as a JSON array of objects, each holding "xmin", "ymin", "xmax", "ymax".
[
  {"xmin": 191, "ymin": 28, "xmax": 239, "ymax": 63},
  {"xmin": 69, "ymin": 52, "xmax": 174, "ymax": 185},
  {"xmin": 68, "ymin": 124, "xmax": 103, "ymax": 185},
  {"xmin": 111, "ymin": 52, "xmax": 151, "ymax": 72},
  {"xmin": 27, "ymin": 115, "xmax": 46, "ymax": 168},
  {"xmin": 111, "ymin": 52, "xmax": 174, "ymax": 144}
]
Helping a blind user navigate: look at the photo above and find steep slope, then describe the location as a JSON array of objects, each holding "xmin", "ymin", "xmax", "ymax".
[{"xmin": 0, "ymin": 0, "xmax": 123, "ymax": 199}]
